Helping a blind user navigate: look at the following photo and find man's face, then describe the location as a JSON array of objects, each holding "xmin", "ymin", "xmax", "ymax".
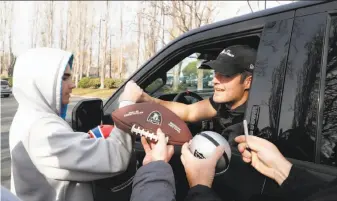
[
  {"xmin": 212, "ymin": 72, "xmax": 251, "ymax": 104},
  {"xmin": 61, "ymin": 65, "xmax": 75, "ymax": 105}
]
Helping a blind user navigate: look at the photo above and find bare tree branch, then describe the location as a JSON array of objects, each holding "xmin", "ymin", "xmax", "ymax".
[{"xmin": 247, "ymin": 1, "xmax": 254, "ymax": 13}]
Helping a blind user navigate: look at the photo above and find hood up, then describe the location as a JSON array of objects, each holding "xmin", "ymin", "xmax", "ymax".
[{"xmin": 13, "ymin": 47, "xmax": 73, "ymax": 119}]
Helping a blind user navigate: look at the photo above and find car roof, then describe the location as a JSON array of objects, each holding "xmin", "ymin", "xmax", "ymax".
[{"xmin": 169, "ymin": 1, "xmax": 324, "ymax": 45}]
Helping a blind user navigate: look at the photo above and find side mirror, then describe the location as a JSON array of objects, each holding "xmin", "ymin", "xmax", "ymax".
[
  {"xmin": 72, "ymin": 98, "xmax": 103, "ymax": 132},
  {"xmin": 144, "ymin": 75, "xmax": 167, "ymax": 94}
]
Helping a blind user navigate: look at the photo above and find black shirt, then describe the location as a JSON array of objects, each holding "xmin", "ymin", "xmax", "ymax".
[
  {"xmin": 209, "ymin": 95, "xmax": 246, "ymax": 145},
  {"xmin": 185, "ymin": 165, "xmax": 337, "ymax": 201},
  {"xmin": 185, "ymin": 185, "xmax": 222, "ymax": 201}
]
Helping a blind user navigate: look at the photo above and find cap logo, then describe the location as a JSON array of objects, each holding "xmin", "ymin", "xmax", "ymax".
[{"xmin": 221, "ymin": 49, "xmax": 234, "ymax": 57}]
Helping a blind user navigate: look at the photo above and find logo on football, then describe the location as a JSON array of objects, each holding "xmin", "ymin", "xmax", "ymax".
[
  {"xmin": 147, "ymin": 111, "xmax": 162, "ymax": 125},
  {"xmin": 124, "ymin": 110, "xmax": 143, "ymax": 117}
]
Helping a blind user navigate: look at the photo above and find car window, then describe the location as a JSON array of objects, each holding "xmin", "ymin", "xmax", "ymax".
[
  {"xmin": 321, "ymin": 16, "xmax": 337, "ymax": 167},
  {"xmin": 278, "ymin": 13, "xmax": 327, "ymax": 163},
  {"xmin": 147, "ymin": 53, "xmax": 214, "ymax": 95},
  {"xmin": 245, "ymin": 19, "xmax": 293, "ymax": 142}
]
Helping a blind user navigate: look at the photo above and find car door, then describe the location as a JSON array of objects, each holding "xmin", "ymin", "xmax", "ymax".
[
  {"xmin": 99, "ymin": 7, "xmax": 298, "ymax": 201},
  {"xmin": 230, "ymin": 13, "xmax": 295, "ymax": 201},
  {"xmin": 247, "ymin": 1, "xmax": 337, "ymax": 197}
]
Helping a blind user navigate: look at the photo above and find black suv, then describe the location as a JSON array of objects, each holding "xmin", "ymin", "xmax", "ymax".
[{"xmin": 72, "ymin": 1, "xmax": 337, "ymax": 201}]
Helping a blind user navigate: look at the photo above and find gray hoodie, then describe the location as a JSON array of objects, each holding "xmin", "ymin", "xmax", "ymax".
[{"xmin": 9, "ymin": 48, "xmax": 133, "ymax": 201}]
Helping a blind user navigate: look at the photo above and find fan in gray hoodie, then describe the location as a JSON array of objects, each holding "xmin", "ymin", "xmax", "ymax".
[{"xmin": 9, "ymin": 47, "xmax": 140, "ymax": 201}]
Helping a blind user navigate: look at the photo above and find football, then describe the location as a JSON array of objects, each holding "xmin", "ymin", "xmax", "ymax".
[
  {"xmin": 111, "ymin": 102, "xmax": 193, "ymax": 145},
  {"xmin": 189, "ymin": 131, "xmax": 232, "ymax": 175}
]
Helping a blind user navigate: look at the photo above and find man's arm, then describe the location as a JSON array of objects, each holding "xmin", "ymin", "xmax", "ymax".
[
  {"xmin": 26, "ymin": 81, "xmax": 142, "ymax": 182},
  {"xmin": 235, "ymin": 135, "xmax": 329, "ymax": 200},
  {"xmin": 131, "ymin": 161, "xmax": 176, "ymax": 201},
  {"xmin": 142, "ymin": 93, "xmax": 217, "ymax": 122},
  {"xmin": 27, "ymin": 100, "xmax": 135, "ymax": 182},
  {"xmin": 27, "ymin": 118, "xmax": 133, "ymax": 182},
  {"xmin": 185, "ymin": 185, "xmax": 222, "ymax": 201},
  {"xmin": 180, "ymin": 143, "xmax": 225, "ymax": 201},
  {"xmin": 131, "ymin": 128, "xmax": 176, "ymax": 201},
  {"xmin": 278, "ymin": 165, "xmax": 327, "ymax": 200}
]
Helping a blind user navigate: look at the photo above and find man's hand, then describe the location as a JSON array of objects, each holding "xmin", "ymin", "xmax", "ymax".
[
  {"xmin": 138, "ymin": 90, "xmax": 153, "ymax": 103},
  {"xmin": 141, "ymin": 128, "xmax": 174, "ymax": 166},
  {"xmin": 235, "ymin": 135, "xmax": 292, "ymax": 186},
  {"xmin": 119, "ymin": 80, "xmax": 143, "ymax": 103},
  {"xmin": 180, "ymin": 142, "xmax": 225, "ymax": 188}
]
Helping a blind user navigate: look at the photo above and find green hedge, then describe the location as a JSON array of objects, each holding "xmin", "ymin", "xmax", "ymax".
[
  {"xmin": 77, "ymin": 77, "xmax": 91, "ymax": 88},
  {"xmin": 8, "ymin": 77, "xmax": 12, "ymax": 87},
  {"xmin": 104, "ymin": 78, "xmax": 124, "ymax": 89},
  {"xmin": 90, "ymin": 78, "xmax": 101, "ymax": 89},
  {"xmin": 78, "ymin": 77, "xmax": 125, "ymax": 89}
]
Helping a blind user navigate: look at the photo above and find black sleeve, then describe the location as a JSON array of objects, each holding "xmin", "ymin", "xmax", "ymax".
[
  {"xmin": 209, "ymin": 94, "xmax": 220, "ymax": 111},
  {"xmin": 185, "ymin": 185, "xmax": 222, "ymax": 201},
  {"xmin": 305, "ymin": 178, "xmax": 337, "ymax": 201},
  {"xmin": 131, "ymin": 161, "xmax": 176, "ymax": 201},
  {"xmin": 278, "ymin": 165, "xmax": 328, "ymax": 200}
]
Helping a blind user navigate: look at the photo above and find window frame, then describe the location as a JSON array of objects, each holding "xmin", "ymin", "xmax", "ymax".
[
  {"xmin": 316, "ymin": 13, "xmax": 337, "ymax": 166},
  {"xmin": 103, "ymin": 32, "xmax": 263, "ymax": 115},
  {"xmin": 102, "ymin": 9, "xmax": 295, "ymax": 116}
]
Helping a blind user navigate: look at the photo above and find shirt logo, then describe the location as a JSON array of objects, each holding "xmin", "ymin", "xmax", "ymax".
[
  {"xmin": 147, "ymin": 111, "xmax": 162, "ymax": 125},
  {"xmin": 221, "ymin": 49, "xmax": 234, "ymax": 57},
  {"xmin": 249, "ymin": 64, "xmax": 254, "ymax": 70}
]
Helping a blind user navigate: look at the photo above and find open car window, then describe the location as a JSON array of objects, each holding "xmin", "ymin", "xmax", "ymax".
[{"xmin": 145, "ymin": 52, "xmax": 214, "ymax": 96}]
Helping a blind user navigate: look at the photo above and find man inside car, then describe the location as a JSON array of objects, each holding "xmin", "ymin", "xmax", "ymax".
[{"xmin": 137, "ymin": 45, "xmax": 256, "ymax": 143}]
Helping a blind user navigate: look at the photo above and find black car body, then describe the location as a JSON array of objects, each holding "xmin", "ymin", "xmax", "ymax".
[{"xmin": 72, "ymin": 1, "xmax": 337, "ymax": 200}]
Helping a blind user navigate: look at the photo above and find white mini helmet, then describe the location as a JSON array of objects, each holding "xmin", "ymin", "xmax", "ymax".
[{"xmin": 189, "ymin": 131, "xmax": 231, "ymax": 175}]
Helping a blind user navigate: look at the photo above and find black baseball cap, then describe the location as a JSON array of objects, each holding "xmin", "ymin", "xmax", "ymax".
[{"xmin": 199, "ymin": 45, "xmax": 257, "ymax": 77}]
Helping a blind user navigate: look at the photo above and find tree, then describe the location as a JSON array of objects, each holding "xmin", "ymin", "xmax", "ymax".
[
  {"xmin": 0, "ymin": 1, "xmax": 5, "ymax": 74},
  {"xmin": 109, "ymin": 47, "xmax": 127, "ymax": 78},
  {"xmin": 0, "ymin": 1, "xmax": 13, "ymax": 76},
  {"xmin": 86, "ymin": 3, "xmax": 95, "ymax": 77},
  {"xmin": 36, "ymin": 2, "xmax": 53, "ymax": 47},
  {"xmin": 136, "ymin": 8, "xmax": 142, "ymax": 69},
  {"xmin": 182, "ymin": 61, "xmax": 199, "ymax": 78},
  {"xmin": 100, "ymin": 1, "xmax": 108, "ymax": 89},
  {"xmin": 118, "ymin": 2, "xmax": 124, "ymax": 79},
  {"xmin": 48, "ymin": 1, "xmax": 54, "ymax": 47},
  {"xmin": 140, "ymin": 1, "xmax": 216, "ymax": 91},
  {"xmin": 182, "ymin": 60, "xmax": 212, "ymax": 79},
  {"xmin": 141, "ymin": 2, "xmax": 161, "ymax": 61},
  {"xmin": 69, "ymin": 1, "xmax": 81, "ymax": 86}
]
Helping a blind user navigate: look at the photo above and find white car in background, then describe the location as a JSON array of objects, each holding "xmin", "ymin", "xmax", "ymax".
[{"xmin": 1, "ymin": 80, "xmax": 12, "ymax": 98}]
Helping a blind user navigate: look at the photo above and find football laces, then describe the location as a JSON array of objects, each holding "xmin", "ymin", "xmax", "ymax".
[{"xmin": 131, "ymin": 124, "xmax": 168, "ymax": 143}]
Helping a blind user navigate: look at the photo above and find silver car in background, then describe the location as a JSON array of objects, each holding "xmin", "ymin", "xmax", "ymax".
[{"xmin": 1, "ymin": 80, "xmax": 12, "ymax": 98}]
